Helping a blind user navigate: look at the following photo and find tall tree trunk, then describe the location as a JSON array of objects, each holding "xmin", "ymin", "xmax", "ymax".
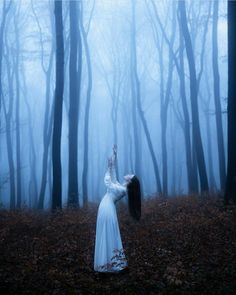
[
  {"xmin": 205, "ymin": 108, "xmax": 217, "ymax": 190},
  {"xmin": 130, "ymin": 0, "xmax": 142, "ymax": 183},
  {"xmin": 31, "ymin": 0, "xmax": 54, "ymax": 209},
  {"xmin": 148, "ymin": 0, "xmax": 198, "ymax": 194},
  {"xmin": 38, "ymin": 50, "xmax": 54, "ymax": 209},
  {"xmin": 22, "ymin": 70, "xmax": 38, "ymax": 208},
  {"xmin": 225, "ymin": 1, "xmax": 236, "ymax": 204},
  {"xmin": 203, "ymin": 66, "xmax": 217, "ymax": 190},
  {"xmin": 170, "ymin": 108, "xmax": 176, "ymax": 196},
  {"xmin": 3, "ymin": 102, "xmax": 15, "ymax": 210},
  {"xmin": 3, "ymin": 45, "xmax": 15, "ymax": 209},
  {"xmin": 131, "ymin": 0, "xmax": 162, "ymax": 194},
  {"xmin": 160, "ymin": 4, "xmax": 176, "ymax": 196},
  {"xmin": 0, "ymin": 1, "xmax": 11, "ymax": 123},
  {"xmin": 212, "ymin": 0, "xmax": 226, "ymax": 190},
  {"xmin": 178, "ymin": 1, "xmax": 209, "ymax": 192},
  {"xmin": 14, "ymin": 16, "xmax": 22, "ymax": 208},
  {"xmin": 111, "ymin": 77, "xmax": 120, "ymax": 180},
  {"xmin": 48, "ymin": 143, "xmax": 52, "ymax": 206},
  {"xmin": 81, "ymin": 1, "xmax": 93, "ymax": 206},
  {"xmin": 179, "ymin": 33, "xmax": 198, "ymax": 193},
  {"xmin": 122, "ymin": 98, "xmax": 134, "ymax": 174},
  {"xmin": 101, "ymin": 61, "xmax": 122, "ymax": 180},
  {"xmin": 52, "ymin": 0, "xmax": 64, "ymax": 210},
  {"xmin": 68, "ymin": 0, "xmax": 81, "ymax": 207}
]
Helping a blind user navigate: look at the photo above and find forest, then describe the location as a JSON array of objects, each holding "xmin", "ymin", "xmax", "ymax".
[{"xmin": 0, "ymin": 0, "xmax": 236, "ymax": 294}]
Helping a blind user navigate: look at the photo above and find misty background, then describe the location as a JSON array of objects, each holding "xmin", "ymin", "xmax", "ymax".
[{"xmin": 0, "ymin": 0, "xmax": 228, "ymax": 209}]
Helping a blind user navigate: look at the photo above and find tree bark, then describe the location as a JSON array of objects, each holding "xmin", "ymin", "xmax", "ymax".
[
  {"xmin": 0, "ymin": 1, "xmax": 11, "ymax": 124},
  {"xmin": 52, "ymin": 0, "xmax": 64, "ymax": 210},
  {"xmin": 22, "ymin": 70, "xmax": 38, "ymax": 208},
  {"xmin": 160, "ymin": 4, "xmax": 176, "ymax": 196},
  {"xmin": 3, "ymin": 43, "xmax": 15, "ymax": 209},
  {"xmin": 38, "ymin": 49, "xmax": 54, "ymax": 209},
  {"xmin": 202, "ymin": 66, "xmax": 217, "ymax": 190},
  {"xmin": 205, "ymin": 108, "xmax": 217, "ymax": 190},
  {"xmin": 67, "ymin": 0, "xmax": 80, "ymax": 207},
  {"xmin": 148, "ymin": 0, "xmax": 198, "ymax": 194},
  {"xmin": 31, "ymin": 0, "xmax": 54, "ymax": 209},
  {"xmin": 130, "ymin": 0, "xmax": 142, "ymax": 184},
  {"xmin": 225, "ymin": 1, "xmax": 236, "ymax": 203},
  {"xmin": 178, "ymin": 1, "xmax": 209, "ymax": 192},
  {"xmin": 81, "ymin": 1, "xmax": 93, "ymax": 206},
  {"xmin": 131, "ymin": 0, "xmax": 162, "ymax": 194},
  {"xmin": 212, "ymin": 0, "xmax": 226, "ymax": 190},
  {"xmin": 14, "ymin": 15, "xmax": 22, "ymax": 208},
  {"xmin": 179, "ymin": 33, "xmax": 198, "ymax": 193}
]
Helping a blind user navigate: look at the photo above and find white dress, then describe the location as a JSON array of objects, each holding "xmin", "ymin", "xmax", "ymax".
[{"xmin": 94, "ymin": 166, "xmax": 127, "ymax": 272}]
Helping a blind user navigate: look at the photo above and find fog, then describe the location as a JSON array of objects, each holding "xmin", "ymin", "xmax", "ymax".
[{"xmin": 0, "ymin": 0, "xmax": 228, "ymax": 209}]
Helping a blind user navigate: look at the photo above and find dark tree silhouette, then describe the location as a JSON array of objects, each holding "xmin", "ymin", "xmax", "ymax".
[
  {"xmin": 130, "ymin": 0, "xmax": 142, "ymax": 186},
  {"xmin": 14, "ymin": 12, "xmax": 22, "ymax": 208},
  {"xmin": 32, "ymin": 1, "xmax": 55, "ymax": 209},
  {"xmin": 0, "ymin": 0, "xmax": 11, "ymax": 124},
  {"xmin": 131, "ymin": 0, "xmax": 162, "ymax": 195},
  {"xmin": 52, "ymin": 0, "xmax": 64, "ymax": 210},
  {"xmin": 37, "ymin": 50, "xmax": 54, "ymax": 209},
  {"xmin": 159, "ymin": 4, "xmax": 176, "ymax": 196},
  {"xmin": 68, "ymin": 0, "xmax": 81, "ymax": 207},
  {"xmin": 178, "ymin": 0, "xmax": 209, "ymax": 192},
  {"xmin": 225, "ymin": 1, "xmax": 236, "ymax": 204},
  {"xmin": 147, "ymin": 0, "xmax": 198, "ymax": 193},
  {"xmin": 81, "ymin": 1, "xmax": 94, "ymax": 206},
  {"xmin": 2, "ymin": 36, "xmax": 15, "ymax": 210},
  {"xmin": 212, "ymin": 0, "xmax": 226, "ymax": 190},
  {"xmin": 178, "ymin": 33, "xmax": 198, "ymax": 193},
  {"xmin": 22, "ymin": 71, "xmax": 38, "ymax": 208},
  {"xmin": 149, "ymin": 0, "xmax": 176, "ymax": 196},
  {"xmin": 200, "ymin": 66, "xmax": 217, "ymax": 190}
]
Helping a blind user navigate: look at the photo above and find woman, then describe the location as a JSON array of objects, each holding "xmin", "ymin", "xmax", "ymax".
[{"xmin": 94, "ymin": 146, "xmax": 141, "ymax": 273}]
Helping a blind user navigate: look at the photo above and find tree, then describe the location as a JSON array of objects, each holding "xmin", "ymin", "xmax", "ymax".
[
  {"xmin": 225, "ymin": 1, "xmax": 236, "ymax": 204},
  {"xmin": 14, "ymin": 8, "xmax": 22, "ymax": 208},
  {"xmin": 131, "ymin": 0, "xmax": 162, "ymax": 194},
  {"xmin": 130, "ymin": 0, "xmax": 142, "ymax": 187},
  {"xmin": 2, "ymin": 35, "xmax": 15, "ymax": 210},
  {"xmin": 30, "ymin": 1, "xmax": 55, "ymax": 209},
  {"xmin": 52, "ymin": 0, "xmax": 64, "ymax": 210},
  {"xmin": 146, "ymin": 0, "xmax": 198, "ymax": 193},
  {"xmin": 178, "ymin": 32, "xmax": 198, "ymax": 193},
  {"xmin": 212, "ymin": 0, "xmax": 226, "ymax": 190},
  {"xmin": 159, "ymin": 3, "xmax": 176, "ymax": 196},
  {"xmin": 0, "ymin": 0, "xmax": 11, "ymax": 125},
  {"xmin": 200, "ymin": 65, "xmax": 217, "ymax": 190},
  {"xmin": 37, "ymin": 49, "xmax": 54, "ymax": 209},
  {"xmin": 67, "ymin": 0, "xmax": 81, "ymax": 207},
  {"xmin": 22, "ymin": 69, "xmax": 38, "ymax": 208},
  {"xmin": 178, "ymin": 0, "xmax": 209, "ymax": 192},
  {"xmin": 81, "ymin": 0, "xmax": 95, "ymax": 206},
  {"xmin": 148, "ymin": 0, "xmax": 176, "ymax": 196}
]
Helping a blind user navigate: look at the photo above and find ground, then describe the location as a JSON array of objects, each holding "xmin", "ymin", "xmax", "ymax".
[{"xmin": 0, "ymin": 195, "xmax": 235, "ymax": 294}]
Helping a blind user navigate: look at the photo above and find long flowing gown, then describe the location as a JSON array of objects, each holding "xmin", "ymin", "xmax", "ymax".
[{"xmin": 94, "ymin": 165, "xmax": 127, "ymax": 272}]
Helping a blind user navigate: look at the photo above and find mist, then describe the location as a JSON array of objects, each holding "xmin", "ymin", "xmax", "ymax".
[{"xmin": 0, "ymin": 0, "xmax": 228, "ymax": 209}]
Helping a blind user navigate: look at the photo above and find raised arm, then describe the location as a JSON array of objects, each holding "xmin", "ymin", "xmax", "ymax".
[
  {"xmin": 104, "ymin": 151, "xmax": 127, "ymax": 198},
  {"xmin": 111, "ymin": 144, "xmax": 118, "ymax": 182},
  {"xmin": 104, "ymin": 145, "xmax": 118, "ymax": 186},
  {"xmin": 104, "ymin": 157, "xmax": 113, "ymax": 187}
]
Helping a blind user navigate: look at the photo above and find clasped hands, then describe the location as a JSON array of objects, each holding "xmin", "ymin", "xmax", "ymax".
[{"xmin": 108, "ymin": 144, "xmax": 117, "ymax": 170}]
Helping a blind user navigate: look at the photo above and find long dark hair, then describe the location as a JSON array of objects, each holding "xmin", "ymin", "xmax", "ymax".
[{"xmin": 127, "ymin": 176, "xmax": 141, "ymax": 221}]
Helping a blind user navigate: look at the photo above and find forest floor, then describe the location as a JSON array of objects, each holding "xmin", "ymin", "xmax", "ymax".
[{"xmin": 0, "ymin": 195, "xmax": 235, "ymax": 295}]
